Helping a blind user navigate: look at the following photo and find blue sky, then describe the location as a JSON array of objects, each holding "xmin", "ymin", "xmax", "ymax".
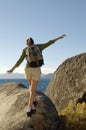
[{"xmin": 0, "ymin": 0, "xmax": 86, "ymax": 74}]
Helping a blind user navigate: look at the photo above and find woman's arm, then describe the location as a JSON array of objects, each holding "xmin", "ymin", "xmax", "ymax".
[
  {"xmin": 38, "ymin": 34, "xmax": 66, "ymax": 50},
  {"xmin": 51, "ymin": 34, "xmax": 66, "ymax": 43},
  {"xmin": 7, "ymin": 49, "xmax": 26, "ymax": 74},
  {"xmin": 7, "ymin": 65, "xmax": 16, "ymax": 74}
]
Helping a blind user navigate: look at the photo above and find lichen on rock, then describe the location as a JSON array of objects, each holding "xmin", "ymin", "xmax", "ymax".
[{"xmin": 59, "ymin": 102, "xmax": 86, "ymax": 130}]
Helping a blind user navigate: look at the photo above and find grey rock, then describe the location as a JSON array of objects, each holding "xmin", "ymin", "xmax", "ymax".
[
  {"xmin": 0, "ymin": 82, "xmax": 59, "ymax": 130},
  {"xmin": 46, "ymin": 53, "xmax": 86, "ymax": 112}
]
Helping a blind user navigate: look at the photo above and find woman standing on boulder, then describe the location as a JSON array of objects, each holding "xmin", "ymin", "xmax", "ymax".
[{"xmin": 7, "ymin": 34, "xmax": 66, "ymax": 117}]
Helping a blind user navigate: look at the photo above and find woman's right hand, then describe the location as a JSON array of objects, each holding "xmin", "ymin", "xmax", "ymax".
[
  {"xmin": 7, "ymin": 66, "xmax": 16, "ymax": 74},
  {"xmin": 7, "ymin": 69, "xmax": 13, "ymax": 74}
]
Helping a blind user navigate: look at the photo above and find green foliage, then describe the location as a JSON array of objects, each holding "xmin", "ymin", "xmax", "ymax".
[{"xmin": 59, "ymin": 102, "xmax": 86, "ymax": 130}]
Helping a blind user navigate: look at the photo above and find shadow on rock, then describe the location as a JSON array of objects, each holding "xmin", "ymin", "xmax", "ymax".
[{"xmin": 23, "ymin": 91, "xmax": 60, "ymax": 130}]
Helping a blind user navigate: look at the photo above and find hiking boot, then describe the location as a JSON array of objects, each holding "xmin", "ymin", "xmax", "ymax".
[
  {"xmin": 27, "ymin": 108, "xmax": 36, "ymax": 117},
  {"xmin": 27, "ymin": 110, "xmax": 32, "ymax": 117},
  {"xmin": 33, "ymin": 100, "xmax": 37, "ymax": 107},
  {"xmin": 31, "ymin": 108, "xmax": 36, "ymax": 114}
]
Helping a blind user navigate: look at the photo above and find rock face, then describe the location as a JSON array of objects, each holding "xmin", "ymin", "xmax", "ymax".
[
  {"xmin": 0, "ymin": 82, "xmax": 59, "ymax": 130},
  {"xmin": 46, "ymin": 53, "xmax": 86, "ymax": 112}
]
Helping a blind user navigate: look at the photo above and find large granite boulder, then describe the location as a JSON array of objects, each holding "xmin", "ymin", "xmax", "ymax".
[
  {"xmin": 46, "ymin": 53, "xmax": 86, "ymax": 112},
  {"xmin": 0, "ymin": 82, "xmax": 59, "ymax": 130}
]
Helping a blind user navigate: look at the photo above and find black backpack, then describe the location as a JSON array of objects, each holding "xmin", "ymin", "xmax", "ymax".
[{"xmin": 26, "ymin": 45, "xmax": 44, "ymax": 67}]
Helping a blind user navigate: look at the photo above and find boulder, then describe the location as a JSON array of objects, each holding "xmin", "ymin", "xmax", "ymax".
[
  {"xmin": 0, "ymin": 82, "xmax": 59, "ymax": 130},
  {"xmin": 46, "ymin": 53, "xmax": 86, "ymax": 112}
]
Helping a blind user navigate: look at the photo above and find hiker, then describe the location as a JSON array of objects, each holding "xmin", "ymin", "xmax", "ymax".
[{"xmin": 7, "ymin": 34, "xmax": 66, "ymax": 117}]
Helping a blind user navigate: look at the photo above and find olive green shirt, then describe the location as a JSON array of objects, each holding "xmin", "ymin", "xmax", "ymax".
[{"xmin": 14, "ymin": 40, "xmax": 55, "ymax": 68}]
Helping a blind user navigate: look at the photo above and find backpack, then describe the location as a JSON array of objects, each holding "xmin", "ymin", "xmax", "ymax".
[{"xmin": 25, "ymin": 45, "xmax": 44, "ymax": 67}]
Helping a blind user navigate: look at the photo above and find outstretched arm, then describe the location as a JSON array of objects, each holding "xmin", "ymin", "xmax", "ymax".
[
  {"xmin": 38, "ymin": 34, "xmax": 66, "ymax": 50},
  {"xmin": 7, "ymin": 65, "xmax": 16, "ymax": 74},
  {"xmin": 51, "ymin": 34, "xmax": 66, "ymax": 43},
  {"xmin": 7, "ymin": 49, "xmax": 26, "ymax": 74}
]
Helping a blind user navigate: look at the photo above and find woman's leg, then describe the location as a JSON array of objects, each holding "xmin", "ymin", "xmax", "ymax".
[
  {"xmin": 28, "ymin": 79, "xmax": 31, "ymax": 86},
  {"xmin": 28, "ymin": 80, "xmax": 38, "ymax": 108},
  {"xmin": 26, "ymin": 67, "xmax": 41, "ymax": 116}
]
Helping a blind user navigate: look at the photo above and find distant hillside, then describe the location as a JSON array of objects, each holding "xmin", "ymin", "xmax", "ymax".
[
  {"xmin": 0, "ymin": 73, "xmax": 53, "ymax": 79},
  {"xmin": 0, "ymin": 73, "xmax": 25, "ymax": 79}
]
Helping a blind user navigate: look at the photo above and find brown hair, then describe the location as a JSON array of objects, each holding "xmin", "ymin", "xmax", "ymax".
[{"xmin": 27, "ymin": 37, "xmax": 34, "ymax": 45}]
